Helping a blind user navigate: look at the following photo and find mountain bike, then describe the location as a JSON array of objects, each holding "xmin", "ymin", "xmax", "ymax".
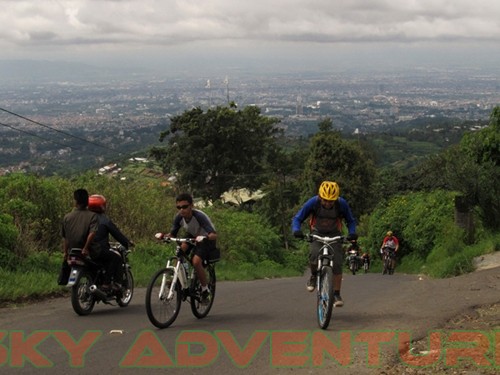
[
  {"xmin": 145, "ymin": 237, "xmax": 218, "ymax": 329},
  {"xmin": 307, "ymin": 234, "xmax": 347, "ymax": 330},
  {"xmin": 382, "ymin": 246, "xmax": 396, "ymax": 275}
]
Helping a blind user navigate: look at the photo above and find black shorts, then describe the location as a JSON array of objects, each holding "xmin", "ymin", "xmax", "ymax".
[{"xmin": 187, "ymin": 240, "xmax": 216, "ymax": 261}]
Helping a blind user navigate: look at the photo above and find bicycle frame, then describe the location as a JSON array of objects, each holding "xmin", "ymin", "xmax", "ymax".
[
  {"xmin": 159, "ymin": 240, "xmax": 194, "ymax": 301},
  {"xmin": 146, "ymin": 236, "xmax": 217, "ymax": 329},
  {"xmin": 310, "ymin": 234, "xmax": 343, "ymax": 278},
  {"xmin": 308, "ymin": 234, "xmax": 344, "ymax": 330}
]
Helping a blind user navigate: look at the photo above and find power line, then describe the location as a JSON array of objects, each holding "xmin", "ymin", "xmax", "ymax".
[
  {"xmin": 0, "ymin": 121, "xmax": 77, "ymax": 149},
  {"xmin": 0, "ymin": 106, "xmax": 113, "ymax": 151}
]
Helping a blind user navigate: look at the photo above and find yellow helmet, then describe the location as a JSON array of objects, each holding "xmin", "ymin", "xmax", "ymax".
[
  {"xmin": 318, "ymin": 181, "xmax": 340, "ymax": 201},
  {"xmin": 387, "ymin": 231, "xmax": 393, "ymax": 236}
]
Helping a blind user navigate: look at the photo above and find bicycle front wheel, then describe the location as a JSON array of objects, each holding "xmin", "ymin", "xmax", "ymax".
[
  {"xmin": 317, "ymin": 266, "xmax": 334, "ymax": 330},
  {"xmin": 145, "ymin": 268, "xmax": 181, "ymax": 329},
  {"xmin": 190, "ymin": 264, "xmax": 216, "ymax": 319}
]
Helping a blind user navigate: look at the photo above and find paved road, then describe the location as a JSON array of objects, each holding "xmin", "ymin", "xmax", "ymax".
[{"xmin": 1, "ymin": 267, "xmax": 499, "ymax": 374}]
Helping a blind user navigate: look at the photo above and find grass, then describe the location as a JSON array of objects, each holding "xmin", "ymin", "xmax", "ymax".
[
  {"xmin": 0, "ymin": 242, "xmax": 304, "ymax": 305},
  {"xmin": 1, "ymin": 233, "xmax": 498, "ymax": 305}
]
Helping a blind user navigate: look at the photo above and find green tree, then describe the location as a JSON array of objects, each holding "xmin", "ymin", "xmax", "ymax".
[
  {"xmin": 150, "ymin": 105, "xmax": 282, "ymax": 201},
  {"xmin": 300, "ymin": 118, "xmax": 377, "ymax": 216}
]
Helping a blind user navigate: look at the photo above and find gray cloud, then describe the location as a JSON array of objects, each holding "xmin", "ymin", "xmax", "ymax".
[{"xmin": 0, "ymin": 0, "xmax": 499, "ymax": 71}]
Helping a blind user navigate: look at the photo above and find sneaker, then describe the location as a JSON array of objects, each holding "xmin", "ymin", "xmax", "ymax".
[
  {"xmin": 306, "ymin": 275, "xmax": 316, "ymax": 292},
  {"xmin": 200, "ymin": 289, "xmax": 211, "ymax": 305},
  {"xmin": 333, "ymin": 294, "xmax": 344, "ymax": 307}
]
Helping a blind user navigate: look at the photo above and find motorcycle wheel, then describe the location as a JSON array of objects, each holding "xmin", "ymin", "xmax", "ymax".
[
  {"xmin": 71, "ymin": 270, "xmax": 95, "ymax": 316},
  {"xmin": 117, "ymin": 269, "xmax": 134, "ymax": 307}
]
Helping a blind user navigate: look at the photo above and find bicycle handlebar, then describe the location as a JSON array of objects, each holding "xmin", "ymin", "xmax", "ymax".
[
  {"xmin": 307, "ymin": 234, "xmax": 345, "ymax": 243},
  {"xmin": 160, "ymin": 236, "xmax": 206, "ymax": 245}
]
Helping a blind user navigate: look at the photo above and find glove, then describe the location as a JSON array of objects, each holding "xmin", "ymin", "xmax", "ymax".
[
  {"xmin": 154, "ymin": 233, "xmax": 164, "ymax": 240},
  {"xmin": 195, "ymin": 235, "xmax": 207, "ymax": 243},
  {"xmin": 347, "ymin": 233, "xmax": 358, "ymax": 241},
  {"xmin": 293, "ymin": 230, "xmax": 304, "ymax": 239}
]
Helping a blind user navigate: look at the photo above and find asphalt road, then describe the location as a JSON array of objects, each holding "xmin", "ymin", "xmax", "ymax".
[{"xmin": 1, "ymin": 266, "xmax": 499, "ymax": 375}]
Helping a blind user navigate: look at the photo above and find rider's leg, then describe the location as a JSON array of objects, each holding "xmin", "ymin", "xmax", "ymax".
[
  {"xmin": 192, "ymin": 255, "xmax": 207, "ymax": 287},
  {"xmin": 309, "ymin": 241, "xmax": 321, "ymax": 275},
  {"xmin": 332, "ymin": 242, "xmax": 343, "ymax": 293},
  {"xmin": 332, "ymin": 242, "xmax": 344, "ymax": 306},
  {"xmin": 95, "ymin": 249, "xmax": 116, "ymax": 287}
]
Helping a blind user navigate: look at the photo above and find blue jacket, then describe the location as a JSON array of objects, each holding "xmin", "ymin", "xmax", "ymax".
[{"xmin": 291, "ymin": 196, "xmax": 356, "ymax": 235}]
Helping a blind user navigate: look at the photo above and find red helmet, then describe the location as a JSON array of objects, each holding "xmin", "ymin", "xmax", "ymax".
[{"xmin": 88, "ymin": 194, "xmax": 106, "ymax": 213}]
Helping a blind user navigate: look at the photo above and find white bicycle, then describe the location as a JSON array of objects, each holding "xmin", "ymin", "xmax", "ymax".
[{"xmin": 145, "ymin": 237, "xmax": 218, "ymax": 329}]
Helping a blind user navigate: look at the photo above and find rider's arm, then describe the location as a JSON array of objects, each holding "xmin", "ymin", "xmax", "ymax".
[
  {"xmin": 291, "ymin": 196, "xmax": 317, "ymax": 232},
  {"xmin": 107, "ymin": 219, "xmax": 131, "ymax": 248},
  {"xmin": 192, "ymin": 210, "xmax": 217, "ymax": 241},
  {"xmin": 167, "ymin": 214, "xmax": 182, "ymax": 237},
  {"xmin": 338, "ymin": 197, "xmax": 356, "ymax": 235}
]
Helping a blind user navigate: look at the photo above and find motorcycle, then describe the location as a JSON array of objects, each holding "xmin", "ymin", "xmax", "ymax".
[
  {"xmin": 345, "ymin": 247, "xmax": 362, "ymax": 275},
  {"xmin": 66, "ymin": 243, "xmax": 134, "ymax": 315}
]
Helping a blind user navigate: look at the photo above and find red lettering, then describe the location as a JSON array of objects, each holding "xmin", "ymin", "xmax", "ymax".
[
  {"xmin": 216, "ymin": 330, "xmax": 268, "ymax": 367},
  {"xmin": 52, "ymin": 330, "xmax": 101, "ymax": 367},
  {"xmin": 399, "ymin": 331, "xmax": 441, "ymax": 366},
  {"xmin": 271, "ymin": 331, "xmax": 309, "ymax": 367},
  {"xmin": 10, "ymin": 331, "xmax": 52, "ymax": 367},
  {"xmin": 0, "ymin": 331, "xmax": 7, "ymax": 365},
  {"xmin": 120, "ymin": 330, "xmax": 174, "ymax": 367},
  {"xmin": 496, "ymin": 331, "xmax": 500, "ymax": 366},
  {"xmin": 355, "ymin": 331, "xmax": 395, "ymax": 366},
  {"xmin": 176, "ymin": 331, "xmax": 218, "ymax": 367},
  {"xmin": 311, "ymin": 331, "xmax": 351, "ymax": 366},
  {"xmin": 446, "ymin": 331, "xmax": 491, "ymax": 366}
]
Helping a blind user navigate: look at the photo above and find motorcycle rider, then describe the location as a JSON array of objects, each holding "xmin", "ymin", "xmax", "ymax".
[
  {"xmin": 62, "ymin": 189, "xmax": 99, "ymax": 261},
  {"xmin": 88, "ymin": 194, "xmax": 133, "ymax": 292},
  {"xmin": 345, "ymin": 239, "xmax": 362, "ymax": 270},
  {"xmin": 380, "ymin": 230, "xmax": 399, "ymax": 274}
]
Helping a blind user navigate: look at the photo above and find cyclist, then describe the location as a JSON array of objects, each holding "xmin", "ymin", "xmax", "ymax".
[
  {"xmin": 292, "ymin": 181, "xmax": 357, "ymax": 307},
  {"xmin": 380, "ymin": 230, "xmax": 399, "ymax": 274},
  {"xmin": 88, "ymin": 194, "xmax": 133, "ymax": 291},
  {"xmin": 158, "ymin": 193, "xmax": 217, "ymax": 305}
]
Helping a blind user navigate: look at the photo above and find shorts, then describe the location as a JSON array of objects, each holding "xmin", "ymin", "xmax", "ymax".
[
  {"xmin": 309, "ymin": 240, "xmax": 343, "ymax": 275},
  {"xmin": 187, "ymin": 240, "xmax": 216, "ymax": 262}
]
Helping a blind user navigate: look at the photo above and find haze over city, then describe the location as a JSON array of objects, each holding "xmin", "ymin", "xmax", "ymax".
[{"xmin": 1, "ymin": 0, "xmax": 500, "ymax": 77}]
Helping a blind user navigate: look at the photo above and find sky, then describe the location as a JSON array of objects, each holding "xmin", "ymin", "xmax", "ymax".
[{"xmin": 1, "ymin": 0, "xmax": 500, "ymax": 75}]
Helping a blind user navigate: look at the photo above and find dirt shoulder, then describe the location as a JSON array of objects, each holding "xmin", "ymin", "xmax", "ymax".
[{"xmin": 380, "ymin": 252, "xmax": 500, "ymax": 374}]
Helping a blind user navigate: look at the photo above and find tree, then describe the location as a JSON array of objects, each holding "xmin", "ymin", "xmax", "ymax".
[
  {"xmin": 300, "ymin": 118, "xmax": 377, "ymax": 216},
  {"xmin": 150, "ymin": 105, "xmax": 282, "ymax": 201},
  {"xmin": 407, "ymin": 106, "xmax": 500, "ymax": 231}
]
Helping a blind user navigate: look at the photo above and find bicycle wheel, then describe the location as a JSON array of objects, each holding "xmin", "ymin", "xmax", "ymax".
[
  {"xmin": 383, "ymin": 255, "xmax": 391, "ymax": 275},
  {"xmin": 190, "ymin": 265, "xmax": 216, "ymax": 319},
  {"xmin": 145, "ymin": 268, "xmax": 181, "ymax": 329},
  {"xmin": 317, "ymin": 266, "xmax": 334, "ymax": 329}
]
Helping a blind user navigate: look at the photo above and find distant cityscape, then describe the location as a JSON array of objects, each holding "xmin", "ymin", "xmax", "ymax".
[{"xmin": 0, "ymin": 62, "xmax": 498, "ymax": 175}]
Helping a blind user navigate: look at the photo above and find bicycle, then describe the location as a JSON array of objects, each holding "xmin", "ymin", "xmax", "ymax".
[
  {"xmin": 382, "ymin": 246, "xmax": 396, "ymax": 275},
  {"xmin": 145, "ymin": 236, "xmax": 218, "ymax": 329},
  {"xmin": 307, "ymin": 234, "xmax": 347, "ymax": 330}
]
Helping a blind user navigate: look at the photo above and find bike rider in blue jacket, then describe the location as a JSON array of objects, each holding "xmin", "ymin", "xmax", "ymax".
[{"xmin": 292, "ymin": 181, "xmax": 357, "ymax": 307}]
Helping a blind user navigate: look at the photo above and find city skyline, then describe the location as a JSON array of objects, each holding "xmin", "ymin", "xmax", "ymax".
[{"xmin": 1, "ymin": 1, "xmax": 500, "ymax": 76}]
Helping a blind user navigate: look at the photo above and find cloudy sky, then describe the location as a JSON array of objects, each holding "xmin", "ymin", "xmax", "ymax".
[{"xmin": 1, "ymin": 0, "xmax": 499, "ymax": 74}]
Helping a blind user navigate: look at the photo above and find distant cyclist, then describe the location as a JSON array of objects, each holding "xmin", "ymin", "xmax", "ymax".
[
  {"xmin": 380, "ymin": 231, "xmax": 399, "ymax": 274},
  {"xmin": 291, "ymin": 181, "xmax": 357, "ymax": 307}
]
